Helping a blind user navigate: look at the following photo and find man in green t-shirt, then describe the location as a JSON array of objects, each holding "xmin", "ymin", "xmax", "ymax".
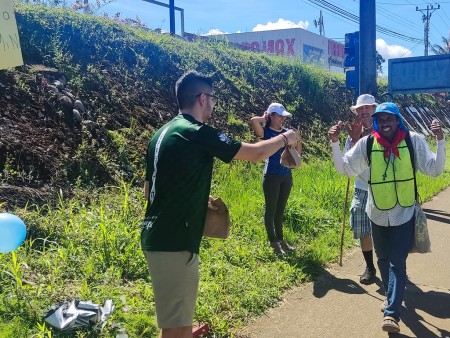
[{"xmin": 143, "ymin": 70, "xmax": 300, "ymax": 338}]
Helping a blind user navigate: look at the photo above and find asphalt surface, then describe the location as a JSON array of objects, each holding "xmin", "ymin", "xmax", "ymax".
[{"xmin": 240, "ymin": 187, "xmax": 450, "ymax": 338}]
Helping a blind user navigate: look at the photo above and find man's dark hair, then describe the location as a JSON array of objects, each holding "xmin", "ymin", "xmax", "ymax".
[{"xmin": 175, "ymin": 71, "xmax": 213, "ymax": 110}]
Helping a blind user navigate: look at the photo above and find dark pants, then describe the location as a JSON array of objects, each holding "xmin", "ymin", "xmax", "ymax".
[
  {"xmin": 262, "ymin": 174, "xmax": 293, "ymax": 242},
  {"xmin": 371, "ymin": 216, "xmax": 414, "ymax": 320}
]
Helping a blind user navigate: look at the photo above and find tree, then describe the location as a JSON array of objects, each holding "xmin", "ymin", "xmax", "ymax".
[
  {"xmin": 431, "ymin": 36, "xmax": 450, "ymax": 55},
  {"xmin": 376, "ymin": 50, "xmax": 385, "ymax": 75}
]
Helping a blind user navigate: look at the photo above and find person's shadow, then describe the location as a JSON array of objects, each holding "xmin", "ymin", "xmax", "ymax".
[
  {"xmin": 422, "ymin": 208, "xmax": 450, "ymax": 225},
  {"xmin": 294, "ymin": 254, "xmax": 382, "ymax": 300},
  {"xmin": 396, "ymin": 281, "xmax": 450, "ymax": 338}
]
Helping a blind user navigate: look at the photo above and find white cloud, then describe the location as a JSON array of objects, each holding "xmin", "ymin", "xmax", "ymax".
[
  {"xmin": 204, "ymin": 28, "xmax": 229, "ymax": 36},
  {"xmin": 252, "ymin": 18, "xmax": 309, "ymax": 32},
  {"xmin": 376, "ymin": 39, "xmax": 412, "ymax": 60}
]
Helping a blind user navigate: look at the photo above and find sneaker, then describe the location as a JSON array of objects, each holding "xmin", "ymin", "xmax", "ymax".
[
  {"xmin": 380, "ymin": 299, "xmax": 387, "ymax": 312},
  {"xmin": 382, "ymin": 316, "xmax": 400, "ymax": 333},
  {"xmin": 270, "ymin": 242, "xmax": 285, "ymax": 255},
  {"xmin": 359, "ymin": 267, "xmax": 376, "ymax": 284},
  {"xmin": 279, "ymin": 240, "xmax": 295, "ymax": 252}
]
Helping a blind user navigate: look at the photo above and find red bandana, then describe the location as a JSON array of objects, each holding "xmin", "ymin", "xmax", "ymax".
[{"xmin": 372, "ymin": 129, "xmax": 407, "ymax": 158}]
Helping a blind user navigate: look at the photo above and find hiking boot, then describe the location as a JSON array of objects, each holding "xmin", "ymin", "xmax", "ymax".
[
  {"xmin": 270, "ymin": 242, "xmax": 285, "ymax": 255},
  {"xmin": 279, "ymin": 240, "xmax": 296, "ymax": 252},
  {"xmin": 360, "ymin": 267, "xmax": 376, "ymax": 284}
]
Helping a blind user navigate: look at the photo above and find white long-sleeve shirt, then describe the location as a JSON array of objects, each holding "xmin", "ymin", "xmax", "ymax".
[
  {"xmin": 332, "ymin": 132, "xmax": 446, "ymax": 226},
  {"xmin": 344, "ymin": 136, "xmax": 370, "ymax": 191}
]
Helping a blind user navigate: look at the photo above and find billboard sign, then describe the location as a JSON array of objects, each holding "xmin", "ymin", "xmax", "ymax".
[
  {"xmin": 209, "ymin": 28, "xmax": 344, "ymax": 72},
  {"xmin": 388, "ymin": 54, "xmax": 450, "ymax": 94}
]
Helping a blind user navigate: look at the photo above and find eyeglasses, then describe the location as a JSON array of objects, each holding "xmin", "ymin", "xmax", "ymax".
[{"xmin": 195, "ymin": 93, "xmax": 218, "ymax": 104}]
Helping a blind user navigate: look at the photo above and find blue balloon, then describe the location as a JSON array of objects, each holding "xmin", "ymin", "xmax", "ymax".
[{"xmin": 0, "ymin": 213, "xmax": 27, "ymax": 253}]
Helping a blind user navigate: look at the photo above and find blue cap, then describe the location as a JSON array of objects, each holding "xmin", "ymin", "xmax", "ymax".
[
  {"xmin": 372, "ymin": 102, "xmax": 400, "ymax": 116},
  {"xmin": 372, "ymin": 102, "xmax": 408, "ymax": 131}
]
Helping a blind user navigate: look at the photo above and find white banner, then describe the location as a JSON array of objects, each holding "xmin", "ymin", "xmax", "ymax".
[{"xmin": 0, "ymin": 0, "xmax": 24, "ymax": 70}]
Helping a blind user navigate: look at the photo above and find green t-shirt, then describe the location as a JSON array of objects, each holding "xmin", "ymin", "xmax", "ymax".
[{"xmin": 141, "ymin": 114, "xmax": 241, "ymax": 253}]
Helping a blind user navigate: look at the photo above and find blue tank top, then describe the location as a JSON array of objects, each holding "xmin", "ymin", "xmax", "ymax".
[{"xmin": 263, "ymin": 127, "xmax": 292, "ymax": 176}]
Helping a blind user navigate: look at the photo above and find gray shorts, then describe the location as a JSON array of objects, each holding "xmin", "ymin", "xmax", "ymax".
[
  {"xmin": 349, "ymin": 188, "xmax": 372, "ymax": 239},
  {"xmin": 143, "ymin": 251, "xmax": 199, "ymax": 329}
]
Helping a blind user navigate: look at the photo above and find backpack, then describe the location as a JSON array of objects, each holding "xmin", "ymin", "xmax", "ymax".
[{"xmin": 366, "ymin": 131, "xmax": 418, "ymax": 199}]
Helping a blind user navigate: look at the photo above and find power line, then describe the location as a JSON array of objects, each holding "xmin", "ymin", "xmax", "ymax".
[
  {"xmin": 298, "ymin": 0, "xmax": 359, "ymax": 33},
  {"xmin": 436, "ymin": 10, "xmax": 450, "ymax": 30},
  {"xmin": 353, "ymin": 0, "xmax": 421, "ymax": 33},
  {"xmin": 440, "ymin": 5, "xmax": 450, "ymax": 24},
  {"xmin": 305, "ymin": 0, "xmax": 423, "ymax": 43},
  {"xmin": 375, "ymin": 3, "xmax": 423, "ymax": 34}
]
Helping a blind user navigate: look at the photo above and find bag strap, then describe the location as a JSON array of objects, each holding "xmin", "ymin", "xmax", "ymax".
[{"xmin": 149, "ymin": 127, "xmax": 169, "ymax": 204}]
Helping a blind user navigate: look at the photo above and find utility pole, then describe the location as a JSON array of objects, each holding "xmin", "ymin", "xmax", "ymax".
[
  {"xmin": 169, "ymin": 0, "xmax": 175, "ymax": 35},
  {"xmin": 314, "ymin": 10, "xmax": 325, "ymax": 36},
  {"xmin": 359, "ymin": 0, "xmax": 377, "ymax": 97},
  {"xmin": 416, "ymin": 4, "xmax": 440, "ymax": 56}
]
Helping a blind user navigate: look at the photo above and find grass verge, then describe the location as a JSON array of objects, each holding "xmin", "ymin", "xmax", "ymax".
[{"xmin": 1, "ymin": 151, "xmax": 450, "ymax": 337}]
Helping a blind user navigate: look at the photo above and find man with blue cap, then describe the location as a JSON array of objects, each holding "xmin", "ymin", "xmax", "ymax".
[{"xmin": 328, "ymin": 102, "xmax": 446, "ymax": 334}]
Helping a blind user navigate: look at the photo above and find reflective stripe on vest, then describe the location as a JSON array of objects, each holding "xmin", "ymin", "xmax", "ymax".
[{"xmin": 370, "ymin": 139, "xmax": 415, "ymax": 210}]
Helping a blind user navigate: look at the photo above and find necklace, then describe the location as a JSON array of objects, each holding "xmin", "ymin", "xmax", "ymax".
[{"xmin": 363, "ymin": 123, "xmax": 373, "ymax": 131}]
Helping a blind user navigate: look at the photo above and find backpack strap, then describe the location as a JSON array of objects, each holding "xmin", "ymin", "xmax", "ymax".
[
  {"xmin": 404, "ymin": 131, "xmax": 418, "ymax": 200},
  {"xmin": 366, "ymin": 134, "xmax": 374, "ymax": 166}
]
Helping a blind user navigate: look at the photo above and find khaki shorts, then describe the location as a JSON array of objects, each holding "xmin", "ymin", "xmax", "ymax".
[{"xmin": 143, "ymin": 251, "xmax": 199, "ymax": 329}]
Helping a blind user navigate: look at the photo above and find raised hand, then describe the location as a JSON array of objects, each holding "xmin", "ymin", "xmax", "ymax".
[
  {"xmin": 430, "ymin": 119, "xmax": 444, "ymax": 140},
  {"xmin": 345, "ymin": 117, "xmax": 363, "ymax": 144},
  {"xmin": 328, "ymin": 121, "xmax": 343, "ymax": 143}
]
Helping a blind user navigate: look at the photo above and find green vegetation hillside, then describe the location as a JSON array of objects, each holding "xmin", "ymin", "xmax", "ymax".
[
  {"xmin": 1, "ymin": 4, "xmax": 357, "ymax": 207},
  {"xmin": 1, "ymin": 4, "xmax": 449, "ymax": 338}
]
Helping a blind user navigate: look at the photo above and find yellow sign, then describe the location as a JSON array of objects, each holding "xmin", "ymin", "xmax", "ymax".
[{"xmin": 0, "ymin": 0, "xmax": 23, "ymax": 70}]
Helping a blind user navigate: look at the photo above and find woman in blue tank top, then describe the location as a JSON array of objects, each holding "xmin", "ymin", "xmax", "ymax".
[{"xmin": 250, "ymin": 103, "xmax": 302, "ymax": 255}]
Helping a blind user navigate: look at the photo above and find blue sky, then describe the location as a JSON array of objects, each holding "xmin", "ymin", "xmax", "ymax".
[{"xmin": 101, "ymin": 0, "xmax": 450, "ymax": 62}]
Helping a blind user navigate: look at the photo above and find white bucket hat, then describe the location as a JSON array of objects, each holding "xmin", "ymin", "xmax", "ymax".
[{"xmin": 350, "ymin": 94, "xmax": 378, "ymax": 113}]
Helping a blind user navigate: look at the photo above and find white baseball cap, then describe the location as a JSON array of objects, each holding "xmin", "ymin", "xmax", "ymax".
[{"xmin": 267, "ymin": 102, "xmax": 292, "ymax": 117}]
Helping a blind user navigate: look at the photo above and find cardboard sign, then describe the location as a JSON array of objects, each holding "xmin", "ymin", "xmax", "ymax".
[{"xmin": 0, "ymin": 0, "xmax": 23, "ymax": 70}]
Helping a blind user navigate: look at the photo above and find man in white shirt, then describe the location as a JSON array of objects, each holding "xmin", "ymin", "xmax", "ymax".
[
  {"xmin": 328, "ymin": 102, "xmax": 445, "ymax": 334},
  {"xmin": 344, "ymin": 94, "xmax": 378, "ymax": 284}
]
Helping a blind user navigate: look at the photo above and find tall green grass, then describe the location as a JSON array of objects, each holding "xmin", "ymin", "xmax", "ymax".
[{"xmin": 1, "ymin": 152, "xmax": 449, "ymax": 337}]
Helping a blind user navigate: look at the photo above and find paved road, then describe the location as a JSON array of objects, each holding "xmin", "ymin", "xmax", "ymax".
[{"xmin": 239, "ymin": 188, "xmax": 450, "ymax": 338}]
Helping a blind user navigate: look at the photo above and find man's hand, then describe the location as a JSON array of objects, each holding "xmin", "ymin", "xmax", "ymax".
[
  {"xmin": 328, "ymin": 121, "xmax": 343, "ymax": 143},
  {"xmin": 283, "ymin": 129, "xmax": 301, "ymax": 146},
  {"xmin": 430, "ymin": 119, "xmax": 444, "ymax": 141},
  {"xmin": 345, "ymin": 117, "xmax": 363, "ymax": 144}
]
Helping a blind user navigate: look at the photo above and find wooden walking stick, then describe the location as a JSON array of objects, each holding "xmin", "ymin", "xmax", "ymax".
[{"xmin": 339, "ymin": 177, "xmax": 351, "ymax": 266}]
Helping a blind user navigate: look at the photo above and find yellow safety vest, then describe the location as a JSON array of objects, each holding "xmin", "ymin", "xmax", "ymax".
[{"xmin": 369, "ymin": 138, "xmax": 415, "ymax": 210}]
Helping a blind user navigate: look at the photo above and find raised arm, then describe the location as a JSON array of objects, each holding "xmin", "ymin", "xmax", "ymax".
[
  {"xmin": 250, "ymin": 113, "xmax": 268, "ymax": 138},
  {"xmin": 328, "ymin": 121, "xmax": 369, "ymax": 177},
  {"xmin": 234, "ymin": 129, "xmax": 299, "ymax": 162},
  {"xmin": 415, "ymin": 120, "xmax": 446, "ymax": 177}
]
